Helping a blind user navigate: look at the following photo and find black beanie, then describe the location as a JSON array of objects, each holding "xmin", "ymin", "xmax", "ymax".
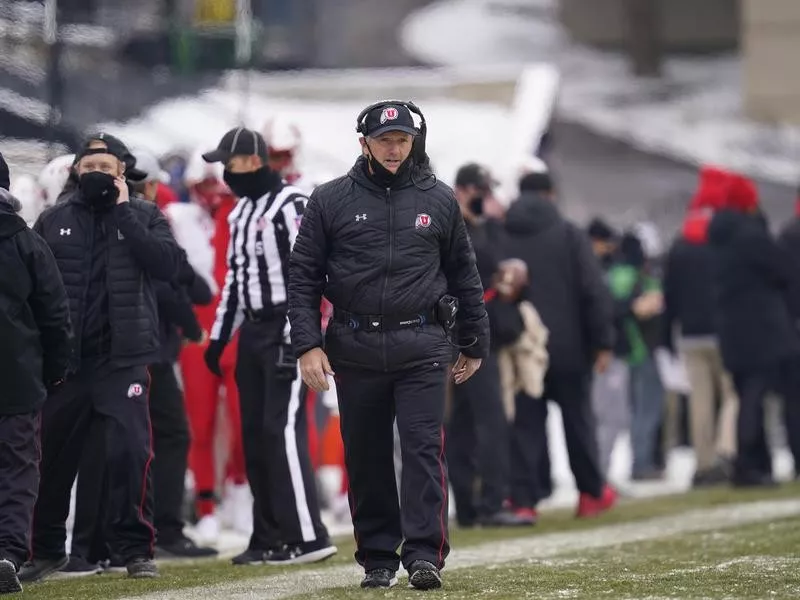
[
  {"xmin": 587, "ymin": 218, "xmax": 616, "ymax": 242},
  {"xmin": 519, "ymin": 171, "xmax": 553, "ymax": 194},
  {"xmin": 0, "ymin": 152, "xmax": 9, "ymax": 191},
  {"xmin": 620, "ymin": 232, "xmax": 646, "ymax": 268}
]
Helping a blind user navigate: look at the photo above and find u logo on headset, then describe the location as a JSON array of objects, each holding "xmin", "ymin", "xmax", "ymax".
[{"xmin": 355, "ymin": 99, "xmax": 429, "ymax": 165}]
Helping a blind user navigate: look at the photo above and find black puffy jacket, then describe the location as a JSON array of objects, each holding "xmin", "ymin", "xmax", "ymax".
[
  {"xmin": 0, "ymin": 194, "xmax": 72, "ymax": 414},
  {"xmin": 288, "ymin": 157, "xmax": 489, "ymax": 372},
  {"xmin": 33, "ymin": 191, "xmax": 182, "ymax": 370}
]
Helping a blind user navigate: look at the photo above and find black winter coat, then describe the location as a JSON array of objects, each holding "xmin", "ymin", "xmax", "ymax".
[
  {"xmin": 33, "ymin": 191, "xmax": 182, "ymax": 370},
  {"xmin": 661, "ymin": 238, "xmax": 718, "ymax": 351},
  {"xmin": 155, "ymin": 265, "xmax": 212, "ymax": 363},
  {"xmin": 503, "ymin": 193, "xmax": 614, "ymax": 374},
  {"xmin": 708, "ymin": 209, "xmax": 800, "ymax": 371},
  {"xmin": 0, "ymin": 197, "xmax": 72, "ymax": 414},
  {"xmin": 288, "ymin": 157, "xmax": 490, "ymax": 371},
  {"xmin": 778, "ymin": 216, "xmax": 800, "ymax": 320}
]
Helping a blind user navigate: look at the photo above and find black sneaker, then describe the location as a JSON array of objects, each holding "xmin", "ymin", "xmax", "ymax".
[
  {"xmin": 126, "ymin": 557, "xmax": 159, "ymax": 579},
  {"xmin": 18, "ymin": 556, "xmax": 69, "ymax": 583},
  {"xmin": 0, "ymin": 559, "xmax": 22, "ymax": 594},
  {"xmin": 407, "ymin": 560, "xmax": 442, "ymax": 590},
  {"xmin": 156, "ymin": 536, "xmax": 218, "ymax": 559},
  {"xmin": 53, "ymin": 555, "xmax": 103, "ymax": 578},
  {"xmin": 265, "ymin": 539, "xmax": 338, "ymax": 566},
  {"xmin": 479, "ymin": 509, "xmax": 537, "ymax": 527},
  {"xmin": 361, "ymin": 568, "xmax": 397, "ymax": 589},
  {"xmin": 231, "ymin": 548, "xmax": 279, "ymax": 566}
]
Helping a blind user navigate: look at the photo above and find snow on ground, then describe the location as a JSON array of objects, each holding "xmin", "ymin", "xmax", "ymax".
[
  {"xmin": 124, "ymin": 498, "xmax": 800, "ymax": 600},
  {"xmin": 400, "ymin": 0, "xmax": 800, "ymax": 186}
]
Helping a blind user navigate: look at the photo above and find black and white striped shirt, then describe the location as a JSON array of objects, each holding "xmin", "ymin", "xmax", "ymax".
[{"xmin": 211, "ymin": 185, "xmax": 307, "ymax": 344}]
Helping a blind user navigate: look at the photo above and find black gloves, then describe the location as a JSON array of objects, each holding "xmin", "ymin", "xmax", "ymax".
[{"xmin": 204, "ymin": 339, "xmax": 226, "ymax": 377}]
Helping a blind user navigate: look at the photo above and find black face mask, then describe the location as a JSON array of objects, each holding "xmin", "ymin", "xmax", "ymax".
[
  {"xmin": 223, "ymin": 167, "xmax": 278, "ymax": 200},
  {"xmin": 79, "ymin": 171, "xmax": 119, "ymax": 209},
  {"xmin": 469, "ymin": 195, "xmax": 485, "ymax": 216},
  {"xmin": 364, "ymin": 143, "xmax": 413, "ymax": 188}
]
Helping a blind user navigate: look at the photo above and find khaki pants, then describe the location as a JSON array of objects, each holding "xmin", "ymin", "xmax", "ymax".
[{"xmin": 681, "ymin": 345, "xmax": 738, "ymax": 471}]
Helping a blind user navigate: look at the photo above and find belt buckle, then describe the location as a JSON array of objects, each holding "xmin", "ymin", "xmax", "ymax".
[{"xmin": 367, "ymin": 316, "xmax": 382, "ymax": 332}]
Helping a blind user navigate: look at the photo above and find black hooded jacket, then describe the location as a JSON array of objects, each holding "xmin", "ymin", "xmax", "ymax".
[
  {"xmin": 0, "ymin": 191, "xmax": 72, "ymax": 414},
  {"xmin": 288, "ymin": 156, "xmax": 490, "ymax": 371},
  {"xmin": 503, "ymin": 193, "xmax": 614, "ymax": 373},
  {"xmin": 708, "ymin": 209, "xmax": 800, "ymax": 371}
]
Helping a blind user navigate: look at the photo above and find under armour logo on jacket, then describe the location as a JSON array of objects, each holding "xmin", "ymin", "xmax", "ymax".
[
  {"xmin": 355, "ymin": 214, "xmax": 367, "ymax": 222},
  {"xmin": 60, "ymin": 228, "xmax": 71, "ymax": 236}
]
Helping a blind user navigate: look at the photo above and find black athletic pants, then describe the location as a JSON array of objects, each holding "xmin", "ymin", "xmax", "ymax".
[
  {"xmin": 731, "ymin": 357, "xmax": 800, "ymax": 482},
  {"xmin": 235, "ymin": 318, "xmax": 329, "ymax": 551},
  {"xmin": 0, "ymin": 412, "xmax": 40, "ymax": 570},
  {"xmin": 446, "ymin": 353, "xmax": 509, "ymax": 525},
  {"xmin": 510, "ymin": 370, "xmax": 603, "ymax": 508},
  {"xmin": 335, "ymin": 363, "xmax": 450, "ymax": 573},
  {"xmin": 32, "ymin": 364, "xmax": 155, "ymax": 562}
]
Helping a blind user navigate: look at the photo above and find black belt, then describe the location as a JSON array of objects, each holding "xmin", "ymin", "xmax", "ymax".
[
  {"xmin": 332, "ymin": 308, "xmax": 437, "ymax": 332},
  {"xmin": 244, "ymin": 304, "xmax": 286, "ymax": 323}
]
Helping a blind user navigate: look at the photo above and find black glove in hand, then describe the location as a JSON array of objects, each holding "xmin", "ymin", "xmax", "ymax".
[{"xmin": 204, "ymin": 339, "xmax": 225, "ymax": 377}]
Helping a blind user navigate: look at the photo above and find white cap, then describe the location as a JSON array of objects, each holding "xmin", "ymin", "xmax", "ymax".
[
  {"xmin": 184, "ymin": 147, "xmax": 224, "ymax": 187},
  {"xmin": 633, "ymin": 221, "xmax": 663, "ymax": 259},
  {"xmin": 518, "ymin": 155, "xmax": 549, "ymax": 176},
  {"xmin": 261, "ymin": 116, "xmax": 301, "ymax": 152},
  {"xmin": 38, "ymin": 154, "xmax": 75, "ymax": 207},
  {"xmin": 131, "ymin": 148, "xmax": 170, "ymax": 184}
]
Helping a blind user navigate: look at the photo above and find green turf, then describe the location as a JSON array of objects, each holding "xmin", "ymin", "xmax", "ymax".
[
  {"xmin": 17, "ymin": 482, "xmax": 800, "ymax": 599},
  {"xmin": 290, "ymin": 515, "xmax": 800, "ymax": 599}
]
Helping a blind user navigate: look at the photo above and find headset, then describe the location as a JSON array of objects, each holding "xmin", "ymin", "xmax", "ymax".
[{"xmin": 355, "ymin": 99, "xmax": 428, "ymax": 166}]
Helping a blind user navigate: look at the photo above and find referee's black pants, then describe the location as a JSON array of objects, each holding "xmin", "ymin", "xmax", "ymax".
[
  {"xmin": 32, "ymin": 362, "xmax": 155, "ymax": 563},
  {"xmin": 334, "ymin": 363, "xmax": 450, "ymax": 573},
  {"xmin": 235, "ymin": 317, "xmax": 329, "ymax": 551}
]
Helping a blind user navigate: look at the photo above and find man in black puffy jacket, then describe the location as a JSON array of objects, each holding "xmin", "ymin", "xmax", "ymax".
[
  {"xmin": 288, "ymin": 101, "xmax": 489, "ymax": 590},
  {"xmin": 20, "ymin": 133, "xmax": 182, "ymax": 583},
  {"xmin": 0, "ymin": 156, "xmax": 72, "ymax": 595}
]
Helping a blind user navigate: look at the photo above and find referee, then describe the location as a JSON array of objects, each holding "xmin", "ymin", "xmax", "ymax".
[{"xmin": 201, "ymin": 127, "xmax": 336, "ymax": 566}]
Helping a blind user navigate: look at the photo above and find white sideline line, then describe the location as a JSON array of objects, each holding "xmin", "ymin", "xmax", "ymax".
[{"xmin": 123, "ymin": 498, "xmax": 800, "ymax": 600}]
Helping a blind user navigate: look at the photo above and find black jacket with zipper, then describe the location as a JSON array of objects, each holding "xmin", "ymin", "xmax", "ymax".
[
  {"xmin": 33, "ymin": 190, "xmax": 182, "ymax": 371},
  {"xmin": 0, "ymin": 191, "xmax": 72, "ymax": 414},
  {"xmin": 288, "ymin": 156, "xmax": 490, "ymax": 371}
]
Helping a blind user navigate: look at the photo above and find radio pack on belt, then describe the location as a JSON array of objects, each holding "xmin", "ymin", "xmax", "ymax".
[{"xmin": 436, "ymin": 295, "xmax": 459, "ymax": 330}]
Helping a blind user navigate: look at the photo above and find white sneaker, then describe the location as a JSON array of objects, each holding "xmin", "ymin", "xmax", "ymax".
[{"xmin": 193, "ymin": 514, "xmax": 221, "ymax": 546}]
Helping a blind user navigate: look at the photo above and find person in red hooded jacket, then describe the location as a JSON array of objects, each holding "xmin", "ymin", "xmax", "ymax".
[
  {"xmin": 178, "ymin": 153, "xmax": 249, "ymax": 543},
  {"xmin": 661, "ymin": 166, "xmax": 739, "ymax": 487},
  {"xmin": 707, "ymin": 172, "xmax": 800, "ymax": 486}
]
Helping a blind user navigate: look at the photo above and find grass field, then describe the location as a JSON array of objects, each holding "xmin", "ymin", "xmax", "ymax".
[
  {"xmin": 292, "ymin": 516, "xmax": 800, "ymax": 599},
  {"xmin": 18, "ymin": 483, "xmax": 800, "ymax": 600}
]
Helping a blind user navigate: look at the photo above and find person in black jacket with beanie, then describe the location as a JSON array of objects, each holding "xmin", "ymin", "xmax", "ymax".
[{"xmin": 0, "ymin": 155, "xmax": 72, "ymax": 594}]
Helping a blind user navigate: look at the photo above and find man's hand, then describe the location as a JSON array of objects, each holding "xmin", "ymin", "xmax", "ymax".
[
  {"xmin": 452, "ymin": 353, "xmax": 482, "ymax": 385},
  {"xmin": 204, "ymin": 339, "xmax": 225, "ymax": 377},
  {"xmin": 594, "ymin": 349, "xmax": 613, "ymax": 374},
  {"xmin": 115, "ymin": 175, "xmax": 130, "ymax": 204},
  {"xmin": 632, "ymin": 291, "xmax": 664, "ymax": 319},
  {"xmin": 299, "ymin": 347, "xmax": 335, "ymax": 392}
]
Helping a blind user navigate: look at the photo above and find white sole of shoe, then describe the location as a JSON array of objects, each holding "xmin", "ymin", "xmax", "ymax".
[
  {"xmin": 266, "ymin": 545, "xmax": 338, "ymax": 566},
  {"xmin": 50, "ymin": 568, "xmax": 103, "ymax": 580}
]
